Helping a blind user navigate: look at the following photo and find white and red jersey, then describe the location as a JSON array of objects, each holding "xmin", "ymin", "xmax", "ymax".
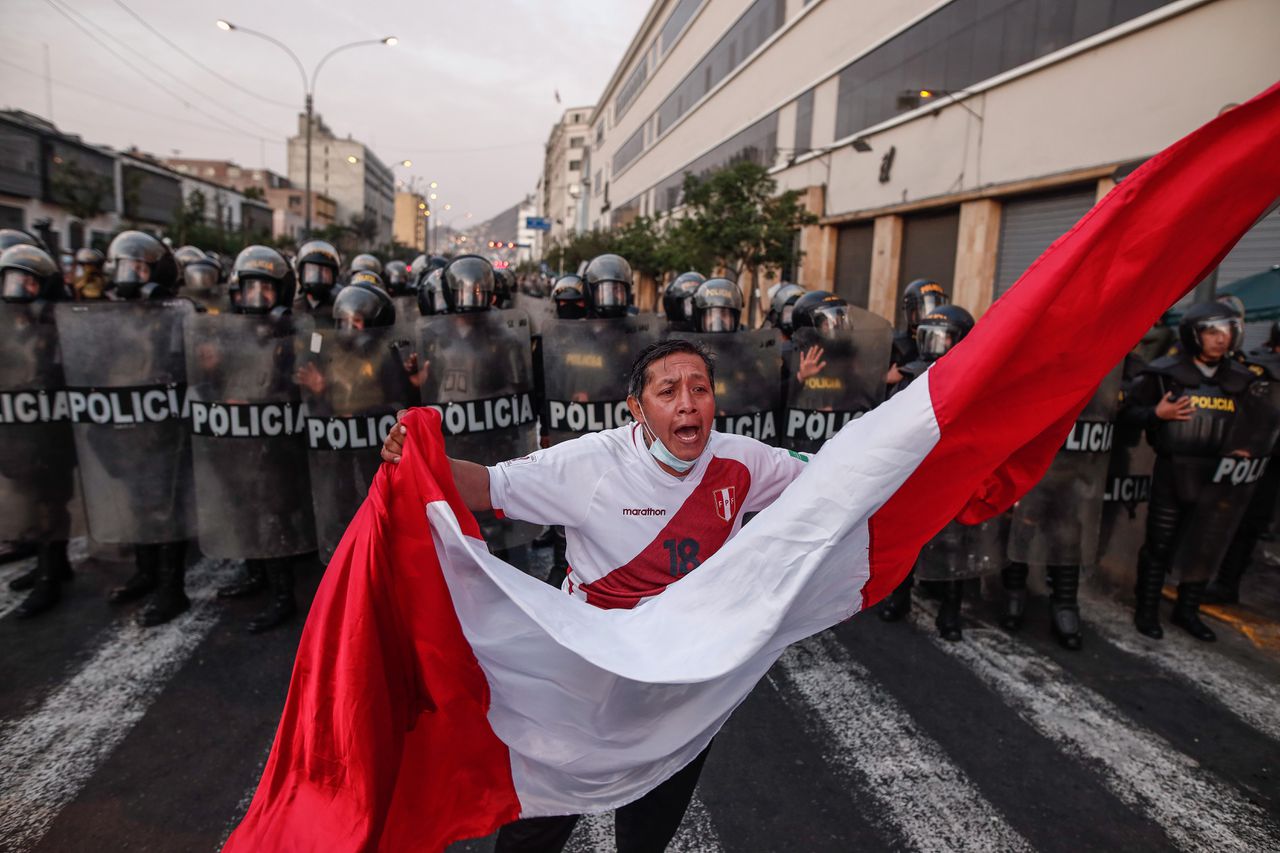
[{"xmin": 488, "ymin": 424, "xmax": 808, "ymax": 609}]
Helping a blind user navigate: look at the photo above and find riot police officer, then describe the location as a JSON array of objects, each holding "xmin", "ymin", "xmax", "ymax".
[
  {"xmin": 87, "ymin": 231, "xmax": 192, "ymax": 625},
  {"xmin": 175, "ymin": 245, "xmax": 224, "ymax": 312},
  {"xmin": 294, "ymin": 240, "xmax": 342, "ymax": 323},
  {"xmin": 1121, "ymin": 301, "xmax": 1264, "ymax": 641},
  {"xmin": 71, "ymin": 247, "xmax": 106, "ymax": 301},
  {"xmin": 0, "ymin": 244, "xmax": 76, "ymax": 616},
  {"xmin": 766, "ymin": 282, "xmax": 805, "ymax": 343},
  {"xmin": 384, "ymin": 260, "xmax": 411, "ymax": 296},
  {"xmin": 417, "ymin": 268, "xmax": 449, "ymax": 316},
  {"xmin": 880, "ymin": 305, "xmax": 983, "ymax": 640},
  {"xmin": 0, "ymin": 229, "xmax": 47, "ymax": 253},
  {"xmin": 349, "ymin": 253, "xmax": 383, "ymax": 281},
  {"xmin": 662, "ymin": 271, "xmax": 706, "ymax": 331},
  {"xmin": 583, "ymin": 253, "xmax": 632, "ymax": 319},
  {"xmin": 890, "ymin": 279, "xmax": 949, "ymax": 385},
  {"xmin": 690, "ymin": 277, "xmax": 743, "ymax": 333},
  {"xmin": 493, "ymin": 267, "xmax": 516, "ymax": 310},
  {"xmin": 335, "ymin": 272, "xmax": 396, "ymax": 329},
  {"xmin": 550, "ymin": 274, "xmax": 588, "ymax": 320}
]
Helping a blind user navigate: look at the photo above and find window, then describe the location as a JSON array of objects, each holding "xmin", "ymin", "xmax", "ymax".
[
  {"xmin": 569, "ymin": 136, "xmax": 584, "ymax": 148},
  {"xmin": 595, "ymin": 124, "xmax": 605, "ymax": 144},
  {"xmin": 594, "ymin": 170, "xmax": 603, "ymax": 196},
  {"xmin": 568, "ymin": 160, "xmax": 582, "ymax": 172},
  {"xmin": 833, "ymin": 0, "xmax": 1173, "ymax": 141},
  {"xmin": 615, "ymin": 59, "xmax": 649, "ymax": 122},
  {"xmin": 793, "ymin": 88, "xmax": 815, "ymax": 155},
  {"xmin": 653, "ymin": 111, "xmax": 779, "ymax": 213},
  {"xmin": 613, "ymin": 126, "xmax": 645, "ymax": 174},
  {"xmin": 656, "ymin": 0, "xmax": 785, "ymax": 136},
  {"xmin": 660, "ymin": 0, "xmax": 704, "ymax": 56}
]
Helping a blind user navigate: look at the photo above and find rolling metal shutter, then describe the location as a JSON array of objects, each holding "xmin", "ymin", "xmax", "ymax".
[
  {"xmin": 994, "ymin": 188, "xmax": 1097, "ymax": 299},
  {"xmin": 833, "ymin": 223, "xmax": 874, "ymax": 308},
  {"xmin": 1217, "ymin": 207, "xmax": 1280, "ymax": 287},
  {"xmin": 898, "ymin": 208, "xmax": 959, "ymax": 305}
]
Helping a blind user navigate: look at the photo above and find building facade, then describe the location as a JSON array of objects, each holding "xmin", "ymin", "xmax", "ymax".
[
  {"xmin": 586, "ymin": 0, "xmax": 1278, "ymax": 323},
  {"xmin": 286, "ymin": 113, "xmax": 396, "ymax": 247},
  {"xmin": 538, "ymin": 107, "xmax": 593, "ymax": 250},
  {"xmin": 394, "ymin": 191, "xmax": 429, "ymax": 252}
]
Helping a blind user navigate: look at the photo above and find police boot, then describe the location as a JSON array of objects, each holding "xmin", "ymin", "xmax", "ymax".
[
  {"xmin": 1203, "ymin": 554, "xmax": 1246, "ymax": 605},
  {"xmin": 1132, "ymin": 552, "xmax": 1165, "ymax": 640},
  {"xmin": 1000, "ymin": 562, "xmax": 1029, "ymax": 631},
  {"xmin": 248, "ymin": 559, "xmax": 297, "ymax": 634},
  {"xmin": 139, "ymin": 543, "xmax": 189, "ymax": 627},
  {"xmin": 218, "ymin": 559, "xmax": 267, "ymax": 599},
  {"xmin": 8, "ymin": 561, "xmax": 38, "ymax": 591},
  {"xmin": 15, "ymin": 543, "xmax": 67, "ymax": 618},
  {"xmin": 110, "ymin": 544, "xmax": 160, "ymax": 604},
  {"xmin": 878, "ymin": 571, "xmax": 914, "ymax": 622},
  {"xmin": 1171, "ymin": 582, "xmax": 1217, "ymax": 642},
  {"xmin": 935, "ymin": 581, "xmax": 963, "ymax": 642},
  {"xmin": 1047, "ymin": 565, "xmax": 1083, "ymax": 651}
]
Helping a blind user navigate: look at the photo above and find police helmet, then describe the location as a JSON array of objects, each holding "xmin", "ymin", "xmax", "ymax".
[
  {"xmin": 583, "ymin": 253, "xmax": 632, "ymax": 318},
  {"xmin": 1217, "ymin": 293, "xmax": 1245, "ymax": 321},
  {"xmin": 0, "ymin": 229, "xmax": 47, "ymax": 253},
  {"xmin": 443, "ymin": 254, "xmax": 495, "ymax": 313},
  {"xmin": 1179, "ymin": 300, "xmax": 1242, "ymax": 359},
  {"xmin": 663, "ymin": 272, "xmax": 705, "ymax": 329},
  {"xmin": 902, "ymin": 278, "xmax": 950, "ymax": 331},
  {"xmin": 792, "ymin": 290, "xmax": 851, "ymax": 335},
  {"xmin": 692, "ymin": 278, "xmax": 743, "ymax": 333},
  {"xmin": 768, "ymin": 282, "xmax": 806, "ymax": 334},
  {"xmin": 295, "ymin": 240, "xmax": 341, "ymax": 297},
  {"xmin": 72, "ymin": 247, "xmax": 104, "ymax": 278},
  {"xmin": 409, "ymin": 254, "xmax": 429, "ymax": 287},
  {"xmin": 417, "ymin": 268, "xmax": 449, "ymax": 316},
  {"xmin": 493, "ymin": 267, "xmax": 515, "ymax": 309},
  {"xmin": 383, "ymin": 259, "xmax": 411, "ymax": 295},
  {"xmin": 551, "ymin": 274, "xmax": 588, "ymax": 320},
  {"xmin": 173, "ymin": 245, "xmax": 206, "ymax": 271},
  {"xmin": 915, "ymin": 304, "xmax": 975, "ymax": 362},
  {"xmin": 107, "ymin": 230, "xmax": 177, "ymax": 299},
  {"xmin": 177, "ymin": 246, "xmax": 221, "ymax": 293},
  {"xmin": 231, "ymin": 245, "xmax": 295, "ymax": 315},
  {"xmin": 350, "ymin": 253, "xmax": 383, "ymax": 277},
  {"xmin": 0, "ymin": 244, "xmax": 63, "ymax": 303},
  {"xmin": 333, "ymin": 278, "xmax": 396, "ymax": 330}
]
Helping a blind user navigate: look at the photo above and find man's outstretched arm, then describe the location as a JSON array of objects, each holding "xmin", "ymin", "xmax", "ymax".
[{"xmin": 380, "ymin": 408, "xmax": 493, "ymax": 512}]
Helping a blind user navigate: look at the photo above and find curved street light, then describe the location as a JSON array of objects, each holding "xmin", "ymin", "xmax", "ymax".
[{"xmin": 216, "ymin": 20, "xmax": 397, "ymax": 234}]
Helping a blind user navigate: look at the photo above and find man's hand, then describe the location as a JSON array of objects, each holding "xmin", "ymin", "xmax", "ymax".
[
  {"xmin": 1155, "ymin": 392, "xmax": 1194, "ymax": 421},
  {"xmin": 796, "ymin": 345, "xmax": 827, "ymax": 383},
  {"xmin": 381, "ymin": 408, "xmax": 410, "ymax": 463},
  {"xmin": 295, "ymin": 361, "xmax": 326, "ymax": 396},
  {"xmin": 885, "ymin": 364, "xmax": 904, "ymax": 385}
]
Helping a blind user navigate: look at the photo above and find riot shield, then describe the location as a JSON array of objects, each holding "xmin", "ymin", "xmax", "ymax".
[
  {"xmin": 298, "ymin": 320, "xmax": 422, "ymax": 562},
  {"xmin": 783, "ymin": 308, "xmax": 893, "ymax": 453},
  {"xmin": 512, "ymin": 292, "xmax": 556, "ymax": 338},
  {"xmin": 670, "ymin": 329, "xmax": 783, "ymax": 444},
  {"xmin": 1169, "ymin": 376, "xmax": 1280, "ymax": 582},
  {"xmin": 54, "ymin": 300, "xmax": 196, "ymax": 544},
  {"xmin": 391, "ymin": 294, "xmax": 419, "ymax": 324},
  {"xmin": 185, "ymin": 312, "xmax": 316, "ymax": 559},
  {"xmin": 1008, "ymin": 363, "xmax": 1124, "ymax": 567},
  {"xmin": 539, "ymin": 316, "xmax": 658, "ymax": 445},
  {"xmin": 916, "ymin": 513, "xmax": 1011, "ymax": 582},
  {"xmin": 419, "ymin": 309, "xmax": 537, "ymax": 549},
  {"xmin": 0, "ymin": 303, "xmax": 76, "ymax": 542}
]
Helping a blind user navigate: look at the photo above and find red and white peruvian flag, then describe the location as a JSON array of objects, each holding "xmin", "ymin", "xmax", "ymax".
[{"xmin": 225, "ymin": 83, "xmax": 1280, "ymax": 853}]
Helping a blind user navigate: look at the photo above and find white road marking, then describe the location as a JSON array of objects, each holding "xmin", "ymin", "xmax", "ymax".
[
  {"xmin": 911, "ymin": 602, "xmax": 1280, "ymax": 852},
  {"xmin": 564, "ymin": 792, "xmax": 722, "ymax": 852},
  {"xmin": 218, "ymin": 742, "xmax": 272, "ymax": 850},
  {"xmin": 1081, "ymin": 589, "xmax": 1280, "ymax": 743},
  {"xmin": 0, "ymin": 559, "xmax": 234, "ymax": 851},
  {"xmin": 771, "ymin": 634, "xmax": 1033, "ymax": 853},
  {"xmin": 0, "ymin": 558, "xmax": 38, "ymax": 620}
]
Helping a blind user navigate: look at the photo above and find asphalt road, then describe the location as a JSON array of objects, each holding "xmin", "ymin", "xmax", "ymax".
[{"xmin": 1, "ymin": 542, "xmax": 1278, "ymax": 853}]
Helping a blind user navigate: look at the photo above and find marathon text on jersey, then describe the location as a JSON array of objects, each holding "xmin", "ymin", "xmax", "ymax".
[
  {"xmin": 59, "ymin": 383, "xmax": 188, "ymax": 426},
  {"xmin": 190, "ymin": 401, "xmax": 307, "ymax": 439},
  {"xmin": 547, "ymin": 399, "xmax": 632, "ymax": 433},
  {"xmin": 428, "ymin": 392, "xmax": 535, "ymax": 437}
]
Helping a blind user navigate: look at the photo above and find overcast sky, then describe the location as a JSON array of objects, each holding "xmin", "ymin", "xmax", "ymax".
[{"xmin": 3, "ymin": 0, "xmax": 650, "ymax": 224}]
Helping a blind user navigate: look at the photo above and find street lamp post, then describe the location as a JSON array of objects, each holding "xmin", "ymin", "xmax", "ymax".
[{"xmin": 216, "ymin": 20, "xmax": 396, "ymax": 236}]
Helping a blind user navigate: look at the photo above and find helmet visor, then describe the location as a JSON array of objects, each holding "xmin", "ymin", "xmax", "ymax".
[
  {"xmin": 1195, "ymin": 317, "xmax": 1241, "ymax": 350},
  {"xmin": 700, "ymin": 306, "xmax": 738, "ymax": 333},
  {"xmin": 813, "ymin": 304, "xmax": 850, "ymax": 333},
  {"xmin": 2, "ymin": 269, "xmax": 39, "ymax": 301},
  {"xmin": 239, "ymin": 278, "xmax": 278, "ymax": 312},
  {"xmin": 452, "ymin": 281, "xmax": 489, "ymax": 310},
  {"xmin": 780, "ymin": 304, "xmax": 795, "ymax": 329},
  {"xmin": 593, "ymin": 280, "xmax": 629, "ymax": 308},
  {"xmin": 301, "ymin": 263, "xmax": 334, "ymax": 287},
  {"xmin": 916, "ymin": 324, "xmax": 956, "ymax": 360},
  {"xmin": 114, "ymin": 257, "xmax": 151, "ymax": 286},
  {"xmin": 919, "ymin": 292, "xmax": 947, "ymax": 316},
  {"xmin": 185, "ymin": 265, "xmax": 218, "ymax": 290}
]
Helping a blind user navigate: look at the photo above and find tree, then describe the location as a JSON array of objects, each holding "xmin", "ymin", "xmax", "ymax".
[
  {"xmin": 49, "ymin": 157, "xmax": 112, "ymax": 223},
  {"xmin": 242, "ymin": 186, "xmax": 265, "ymax": 201},
  {"xmin": 673, "ymin": 161, "xmax": 817, "ymax": 324}
]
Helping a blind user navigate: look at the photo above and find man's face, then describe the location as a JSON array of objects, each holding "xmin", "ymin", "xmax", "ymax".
[
  {"xmin": 627, "ymin": 353, "xmax": 716, "ymax": 465},
  {"xmin": 1198, "ymin": 324, "xmax": 1231, "ymax": 361}
]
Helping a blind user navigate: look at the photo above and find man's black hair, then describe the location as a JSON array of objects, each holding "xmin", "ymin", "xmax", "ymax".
[{"xmin": 627, "ymin": 338, "xmax": 716, "ymax": 399}]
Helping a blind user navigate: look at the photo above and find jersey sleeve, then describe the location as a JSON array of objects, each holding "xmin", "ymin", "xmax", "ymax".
[
  {"xmin": 486, "ymin": 435, "xmax": 603, "ymax": 527},
  {"xmin": 743, "ymin": 442, "xmax": 809, "ymax": 513}
]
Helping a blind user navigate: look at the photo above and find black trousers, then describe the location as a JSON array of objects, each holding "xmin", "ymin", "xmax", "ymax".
[{"xmin": 493, "ymin": 744, "xmax": 712, "ymax": 853}]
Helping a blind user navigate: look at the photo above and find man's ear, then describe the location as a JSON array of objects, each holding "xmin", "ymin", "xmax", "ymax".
[{"xmin": 626, "ymin": 394, "xmax": 643, "ymax": 425}]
